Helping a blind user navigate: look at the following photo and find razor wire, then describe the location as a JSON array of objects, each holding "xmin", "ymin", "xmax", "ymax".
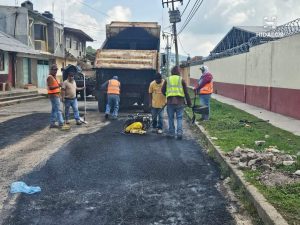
[{"xmin": 206, "ymin": 18, "xmax": 300, "ymax": 61}]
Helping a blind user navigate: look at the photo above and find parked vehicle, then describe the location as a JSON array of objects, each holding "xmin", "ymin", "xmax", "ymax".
[
  {"xmin": 94, "ymin": 21, "xmax": 161, "ymax": 112},
  {"xmin": 62, "ymin": 64, "xmax": 96, "ymax": 100}
]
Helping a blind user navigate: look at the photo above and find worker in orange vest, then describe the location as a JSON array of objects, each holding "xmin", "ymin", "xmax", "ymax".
[
  {"xmin": 47, "ymin": 64, "xmax": 64, "ymax": 128},
  {"xmin": 193, "ymin": 65, "xmax": 213, "ymax": 121},
  {"xmin": 101, "ymin": 76, "xmax": 121, "ymax": 119}
]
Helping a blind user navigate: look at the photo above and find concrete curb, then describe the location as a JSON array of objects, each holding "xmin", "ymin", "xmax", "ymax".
[
  {"xmin": 184, "ymin": 111, "xmax": 289, "ymax": 225},
  {"xmin": 0, "ymin": 96, "xmax": 45, "ymax": 107}
]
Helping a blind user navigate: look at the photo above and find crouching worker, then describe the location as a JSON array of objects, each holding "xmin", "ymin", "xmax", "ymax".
[
  {"xmin": 61, "ymin": 72, "xmax": 84, "ymax": 125},
  {"xmin": 102, "ymin": 76, "xmax": 121, "ymax": 119},
  {"xmin": 149, "ymin": 73, "xmax": 166, "ymax": 134}
]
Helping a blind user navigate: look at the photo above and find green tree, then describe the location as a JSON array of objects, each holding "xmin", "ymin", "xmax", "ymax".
[{"xmin": 86, "ymin": 46, "xmax": 97, "ymax": 62}]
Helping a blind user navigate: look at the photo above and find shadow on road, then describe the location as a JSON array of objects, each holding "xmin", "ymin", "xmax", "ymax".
[
  {"xmin": 0, "ymin": 113, "xmax": 49, "ymax": 150},
  {"xmin": 3, "ymin": 119, "xmax": 234, "ymax": 225}
]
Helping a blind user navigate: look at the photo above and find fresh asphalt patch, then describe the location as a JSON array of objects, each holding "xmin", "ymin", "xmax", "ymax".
[
  {"xmin": 3, "ymin": 119, "xmax": 235, "ymax": 225},
  {"xmin": 0, "ymin": 113, "xmax": 49, "ymax": 149}
]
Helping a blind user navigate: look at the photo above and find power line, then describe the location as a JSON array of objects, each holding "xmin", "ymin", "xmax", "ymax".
[
  {"xmin": 55, "ymin": 17, "xmax": 105, "ymax": 32},
  {"xmin": 75, "ymin": 0, "xmax": 110, "ymax": 18},
  {"xmin": 178, "ymin": 35, "xmax": 189, "ymax": 55},
  {"xmin": 178, "ymin": 0, "xmax": 203, "ymax": 34},
  {"xmin": 178, "ymin": 0, "xmax": 204, "ymax": 35},
  {"xmin": 181, "ymin": 0, "xmax": 191, "ymax": 16}
]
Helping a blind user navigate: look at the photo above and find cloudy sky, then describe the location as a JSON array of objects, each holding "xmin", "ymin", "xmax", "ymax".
[{"xmin": 1, "ymin": 0, "xmax": 299, "ymax": 57}]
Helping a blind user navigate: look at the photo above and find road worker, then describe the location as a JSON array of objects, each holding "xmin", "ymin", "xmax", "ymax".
[
  {"xmin": 47, "ymin": 64, "xmax": 64, "ymax": 128},
  {"xmin": 101, "ymin": 76, "xmax": 121, "ymax": 119},
  {"xmin": 61, "ymin": 72, "xmax": 85, "ymax": 125},
  {"xmin": 193, "ymin": 65, "xmax": 213, "ymax": 121},
  {"xmin": 149, "ymin": 73, "xmax": 166, "ymax": 134},
  {"xmin": 162, "ymin": 66, "xmax": 192, "ymax": 140}
]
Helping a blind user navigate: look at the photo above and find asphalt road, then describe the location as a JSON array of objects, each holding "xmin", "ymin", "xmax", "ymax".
[{"xmin": 1, "ymin": 99, "xmax": 235, "ymax": 225}]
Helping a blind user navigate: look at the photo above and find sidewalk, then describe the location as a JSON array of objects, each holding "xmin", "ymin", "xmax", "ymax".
[{"xmin": 212, "ymin": 94, "xmax": 300, "ymax": 136}]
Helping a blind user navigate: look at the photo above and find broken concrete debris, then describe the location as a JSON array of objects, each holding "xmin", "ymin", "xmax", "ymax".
[
  {"xmin": 226, "ymin": 146, "xmax": 300, "ymax": 186},
  {"xmin": 255, "ymin": 140, "xmax": 266, "ymax": 146}
]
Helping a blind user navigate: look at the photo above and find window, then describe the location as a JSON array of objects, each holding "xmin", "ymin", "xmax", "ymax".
[
  {"xmin": 79, "ymin": 42, "xmax": 82, "ymax": 52},
  {"xmin": 66, "ymin": 37, "xmax": 71, "ymax": 49},
  {"xmin": 73, "ymin": 40, "xmax": 78, "ymax": 50},
  {"xmin": 56, "ymin": 28, "xmax": 62, "ymax": 45},
  {"xmin": 34, "ymin": 24, "xmax": 46, "ymax": 41},
  {"xmin": 0, "ymin": 51, "xmax": 5, "ymax": 71}
]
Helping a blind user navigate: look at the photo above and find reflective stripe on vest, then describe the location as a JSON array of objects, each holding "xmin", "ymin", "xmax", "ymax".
[
  {"xmin": 166, "ymin": 75, "xmax": 184, "ymax": 97},
  {"xmin": 47, "ymin": 75, "xmax": 60, "ymax": 95},
  {"xmin": 107, "ymin": 79, "xmax": 120, "ymax": 95},
  {"xmin": 200, "ymin": 81, "xmax": 213, "ymax": 94}
]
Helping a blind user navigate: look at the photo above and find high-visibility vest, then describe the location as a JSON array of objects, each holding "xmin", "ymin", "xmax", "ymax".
[
  {"xmin": 166, "ymin": 75, "xmax": 185, "ymax": 97},
  {"xmin": 47, "ymin": 75, "xmax": 60, "ymax": 95},
  {"xmin": 107, "ymin": 79, "xmax": 120, "ymax": 95},
  {"xmin": 200, "ymin": 81, "xmax": 213, "ymax": 94}
]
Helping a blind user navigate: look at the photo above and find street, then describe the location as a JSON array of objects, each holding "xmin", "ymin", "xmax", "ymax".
[{"xmin": 0, "ymin": 99, "xmax": 236, "ymax": 225}]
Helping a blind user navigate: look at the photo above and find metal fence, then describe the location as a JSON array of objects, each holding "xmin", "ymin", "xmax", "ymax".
[{"xmin": 205, "ymin": 18, "xmax": 300, "ymax": 61}]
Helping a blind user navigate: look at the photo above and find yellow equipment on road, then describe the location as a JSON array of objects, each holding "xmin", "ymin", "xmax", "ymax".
[{"xmin": 124, "ymin": 122, "xmax": 146, "ymax": 134}]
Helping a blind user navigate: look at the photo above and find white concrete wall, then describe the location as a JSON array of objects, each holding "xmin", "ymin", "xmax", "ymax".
[
  {"xmin": 199, "ymin": 33, "xmax": 300, "ymax": 90},
  {"xmin": 272, "ymin": 33, "xmax": 300, "ymax": 89},
  {"xmin": 245, "ymin": 42, "xmax": 273, "ymax": 87},
  {"xmin": 204, "ymin": 54, "xmax": 247, "ymax": 85},
  {"xmin": 190, "ymin": 64, "xmax": 201, "ymax": 80}
]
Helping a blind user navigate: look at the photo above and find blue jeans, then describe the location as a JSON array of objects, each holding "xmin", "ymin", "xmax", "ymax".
[
  {"xmin": 167, "ymin": 104, "xmax": 184, "ymax": 136},
  {"xmin": 49, "ymin": 96, "xmax": 64, "ymax": 125},
  {"xmin": 105, "ymin": 94, "xmax": 120, "ymax": 117},
  {"xmin": 199, "ymin": 94, "xmax": 211, "ymax": 120},
  {"xmin": 65, "ymin": 98, "xmax": 80, "ymax": 121},
  {"xmin": 151, "ymin": 107, "xmax": 164, "ymax": 129}
]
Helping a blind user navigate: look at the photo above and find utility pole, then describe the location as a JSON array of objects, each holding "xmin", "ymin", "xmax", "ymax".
[
  {"xmin": 163, "ymin": 32, "xmax": 172, "ymax": 76},
  {"xmin": 162, "ymin": 0, "xmax": 182, "ymax": 66}
]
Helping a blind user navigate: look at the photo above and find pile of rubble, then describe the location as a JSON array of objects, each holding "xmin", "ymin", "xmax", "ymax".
[
  {"xmin": 226, "ymin": 146, "xmax": 300, "ymax": 186},
  {"xmin": 226, "ymin": 146, "xmax": 299, "ymax": 172}
]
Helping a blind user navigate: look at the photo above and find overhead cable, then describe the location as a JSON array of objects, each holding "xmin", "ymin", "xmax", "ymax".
[
  {"xmin": 181, "ymin": 0, "xmax": 191, "ymax": 16},
  {"xmin": 178, "ymin": 0, "xmax": 204, "ymax": 35}
]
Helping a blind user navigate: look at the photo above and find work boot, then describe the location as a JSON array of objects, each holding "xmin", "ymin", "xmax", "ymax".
[{"xmin": 105, "ymin": 114, "xmax": 109, "ymax": 119}]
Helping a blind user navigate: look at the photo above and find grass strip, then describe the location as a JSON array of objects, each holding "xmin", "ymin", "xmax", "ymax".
[{"xmin": 186, "ymin": 93, "xmax": 300, "ymax": 224}]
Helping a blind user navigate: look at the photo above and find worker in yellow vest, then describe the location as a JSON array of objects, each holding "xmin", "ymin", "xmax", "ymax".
[
  {"xmin": 162, "ymin": 66, "xmax": 192, "ymax": 140},
  {"xmin": 101, "ymin": 76, "xmax": 121, "ymax": 119},
  {"xmin": 193, "ymin": 65, "xmax": 213, "ymax": 121},
  {"xmin": 47, "ymin": 64, "xmax": 64, "ymax": 128}
]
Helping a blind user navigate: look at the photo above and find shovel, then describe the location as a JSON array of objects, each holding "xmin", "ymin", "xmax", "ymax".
[{"xmin": 79, "ymin": 73, "xmax": 88, "ymax": 124}]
